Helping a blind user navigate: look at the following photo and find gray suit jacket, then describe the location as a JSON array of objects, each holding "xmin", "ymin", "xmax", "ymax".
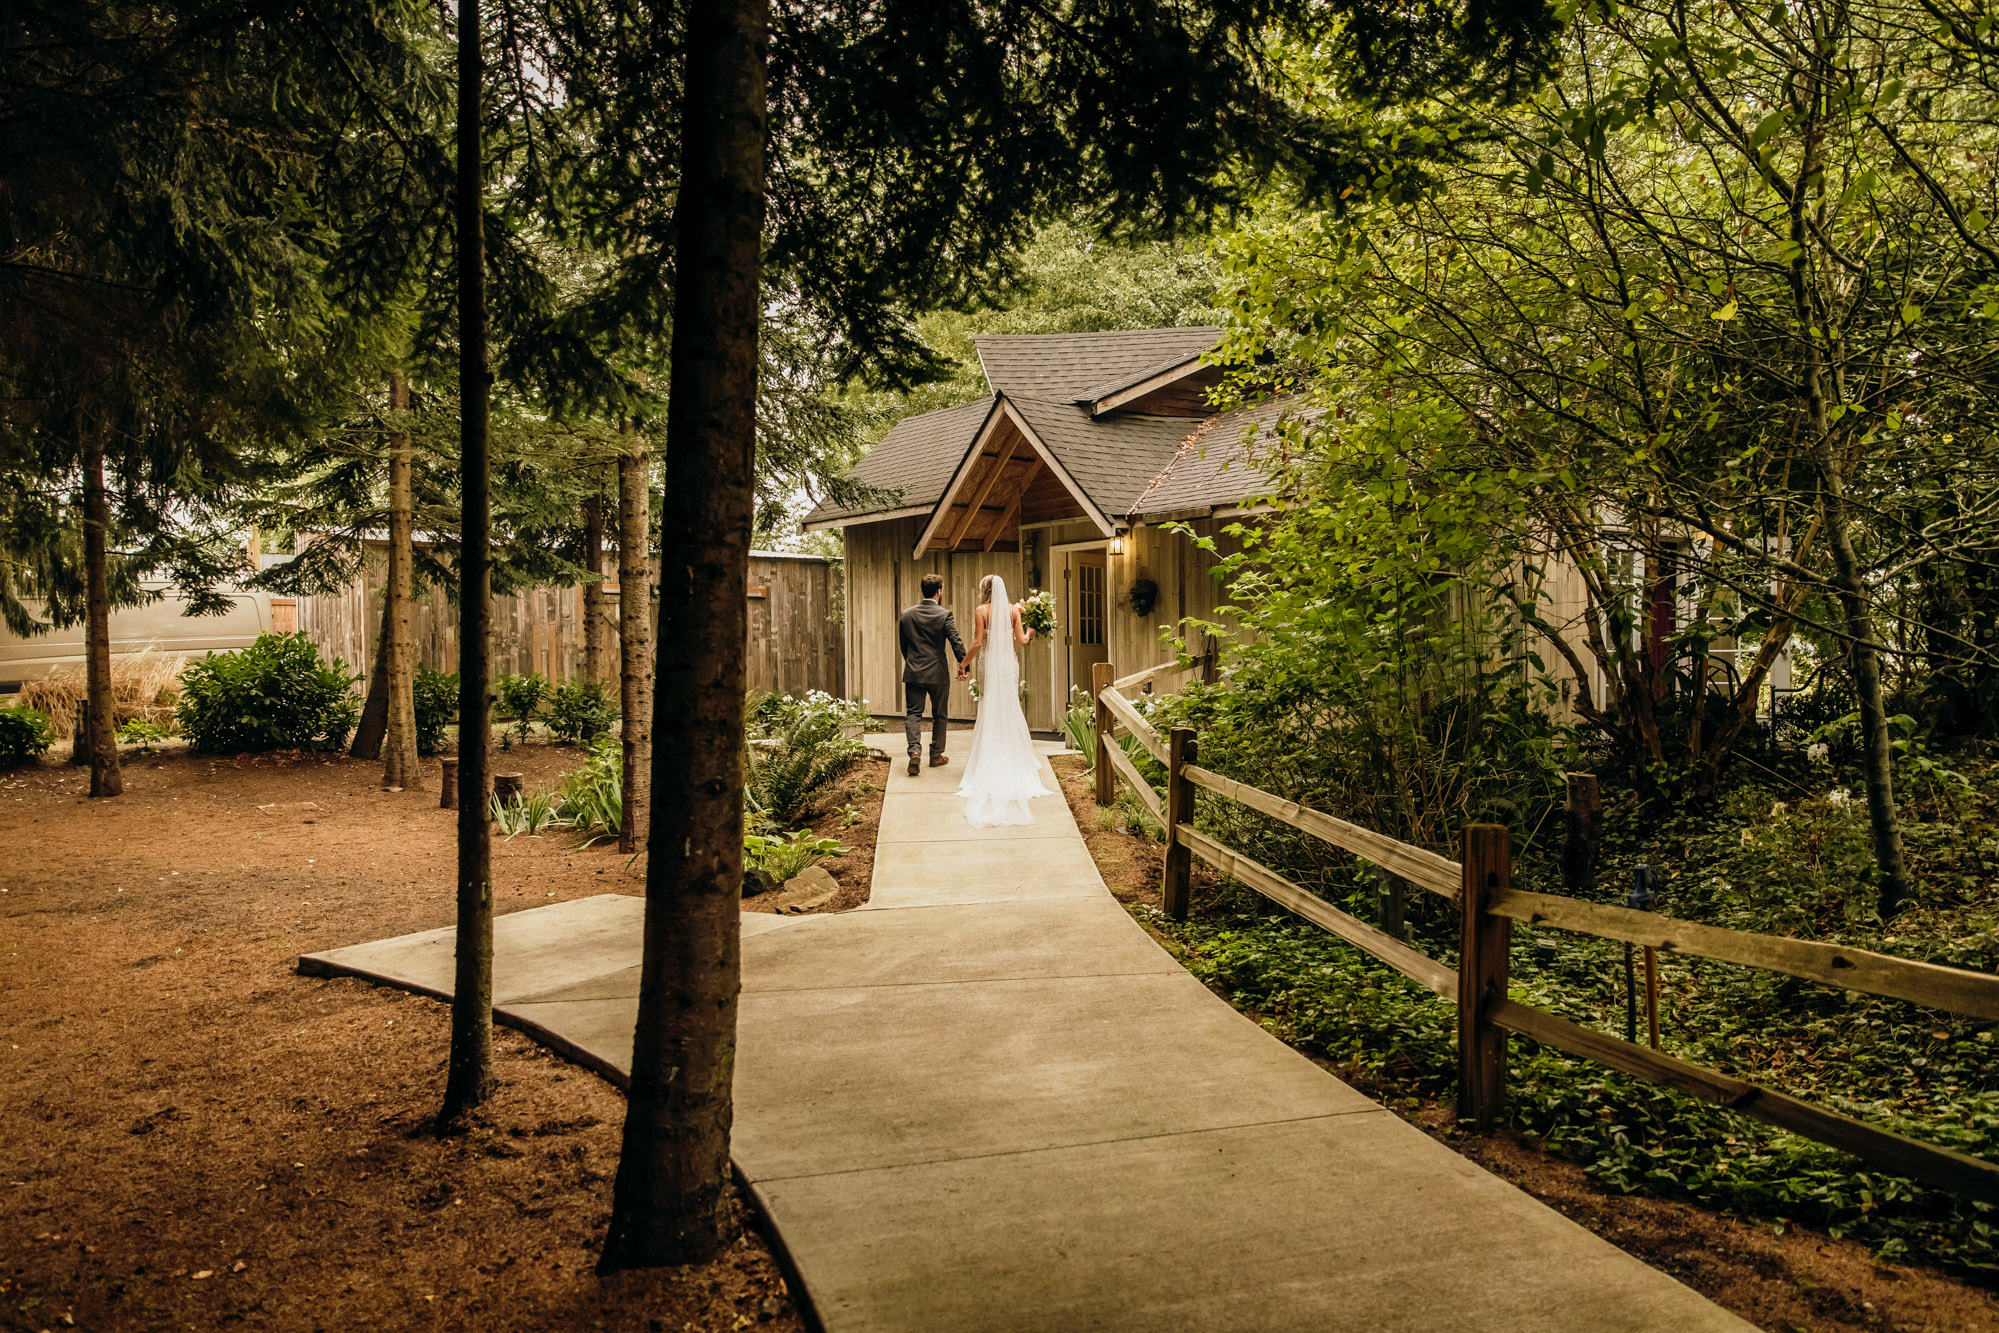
[{"xmin": 899, "ymin": 598, "xmax": 966, "ymax": 687}]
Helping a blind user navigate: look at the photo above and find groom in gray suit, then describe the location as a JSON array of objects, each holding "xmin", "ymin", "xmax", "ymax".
[{"xmin": 899, "ymin": 573, "xmax": 968, "ymax": 778}]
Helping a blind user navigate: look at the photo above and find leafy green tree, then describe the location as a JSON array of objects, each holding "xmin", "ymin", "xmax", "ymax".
[{"xmin": 1214, "ymin": 0, "xmax": 1999, "ymax": 912}]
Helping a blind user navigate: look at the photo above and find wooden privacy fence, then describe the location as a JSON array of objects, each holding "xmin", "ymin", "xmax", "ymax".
[
  {"xmin": 297, "ymin": 544, "xmax": 843, "ymax": 698},
  {"xmin": 1088, "ymin": 660, "xmax": 1999, "ymax": 1204}
]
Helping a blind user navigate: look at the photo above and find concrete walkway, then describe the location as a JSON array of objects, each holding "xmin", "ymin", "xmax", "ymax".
[{"xmin": 301, "ymin": 734, "xmax": 1750, "ymax": 1332}]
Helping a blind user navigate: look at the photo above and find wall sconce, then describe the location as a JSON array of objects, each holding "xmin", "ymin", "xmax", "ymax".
[{"xmin": 1109, "ymin": 535, "xmax": 1125, "ymax": 555}]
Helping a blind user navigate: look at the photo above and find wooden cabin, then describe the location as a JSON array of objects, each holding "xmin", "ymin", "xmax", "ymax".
[{"xmin": 805, "ymin": 327, "xmax": 1295, "ymax": 731}]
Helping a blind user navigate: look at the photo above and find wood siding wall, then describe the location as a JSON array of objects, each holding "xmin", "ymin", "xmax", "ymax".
[
  {"xmin": 843, "ymin": 515, "xmax": 1057, "ymax": 730},
  {"xmin": 299, "ymin": 545, "xmax": 843, "ymax": 698},
  {"xmin": 842, "ymin": 514, "xmax": 1250, "ymax": 732},
  {"xmin": 1107, "ymin": 518, "xmax": 1250, "ymax": 675}
]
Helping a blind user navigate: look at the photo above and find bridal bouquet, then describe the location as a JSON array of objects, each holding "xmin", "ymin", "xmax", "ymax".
[{"xmin": 1019, "ymin": 588, "xmax": 1057, "ymax": 635}]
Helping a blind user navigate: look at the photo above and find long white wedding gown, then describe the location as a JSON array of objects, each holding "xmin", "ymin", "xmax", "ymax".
[{"xmin": 957, "ymin": 575, "xmax": 1053, "ymax": 827}]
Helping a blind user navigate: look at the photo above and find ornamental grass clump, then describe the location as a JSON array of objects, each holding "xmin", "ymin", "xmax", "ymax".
[
  {"xmin": 555, "ymin": 737, "xmax": 623, "ymax": 845},
  {"xmin": 17, "ymin": 647, "xmax": 184, "ymax": 737},
  {"xmin": 174, "ymin": 633, "xmax": 360, "ymax": 753}
]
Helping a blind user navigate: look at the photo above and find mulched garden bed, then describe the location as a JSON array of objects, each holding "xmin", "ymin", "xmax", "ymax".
[{"xmin": 1, "ymin": 742, "xmax": 802, "ymax": 1332}]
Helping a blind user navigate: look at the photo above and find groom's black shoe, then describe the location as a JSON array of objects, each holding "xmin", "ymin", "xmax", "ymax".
[{"xmin": 907, "ymin": 749, "xmax": 921, "ymax": 777}]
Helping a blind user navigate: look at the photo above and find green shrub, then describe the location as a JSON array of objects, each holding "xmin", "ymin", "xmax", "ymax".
[
  {"xmin": 0, "ymin": 706, "xmax": 53, "ymax": 763},
  {"xmin": 547, "ymin": 679, "xmax": 617, "ymax": 744},
  {"xmin": 745, "ymin": 690, "xmax": 868, "ymax": 829},
  {"xmin": 413, "ymin": 663, "xmax": 458, "ymax": 755},
  {"xmin": 175, "ymin": 633, "xmax": 360, "ymax": 753},
  {"xmin": 115, "ymin": 717, "xmax": 175, "ymax": 748},
  {"xmin": 497, "ymin": 671, "xmax": 548, "ymax": 745}
]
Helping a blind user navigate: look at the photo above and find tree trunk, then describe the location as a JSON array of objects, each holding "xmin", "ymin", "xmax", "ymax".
[
  {"xmin": 1780, "ymin": 53, "xmax": 1911, "ymax": 917},
  {"xmin": 382, "ymin": 369, "xmax": 423, "ymax": 791},
  {"xmin": 349, "ymin": 611, "xmax": 391, "ymax": 759},
  {"xmin": 600, "ymin": 0, "xmax": 767, "ymax": 1270},
  {"xmin": 582, "ymin": 489, "xmax": 608, "ymax": 686},
  {"xmin": 442, "ymin": 0, "xmax": 495, "ymax": 1126},
  {"xmin": 80, "ymin": 434, "xmax": 123, "ymax": 798},
  {"xmin": 1823, "ymin": 478, "xmax": 1911, "ymax": 916},
  {"xmin": 618, "ymin": 443, "xmax": 652, "ymax": 856}
]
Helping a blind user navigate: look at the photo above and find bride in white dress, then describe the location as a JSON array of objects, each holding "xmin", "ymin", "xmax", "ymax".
[{"xmin": 956, "ymin": 573, "xmax": 1053, "ymax": 827}]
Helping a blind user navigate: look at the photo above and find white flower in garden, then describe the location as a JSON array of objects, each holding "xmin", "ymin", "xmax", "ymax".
[
  {"xmin": 1827, "ymin": 787, "xmax": 1851, "ymax": 807},
  {"xmin": 1770, "ymin": 801, "xmax": 1786, "ymax": 818},
  {"xmin": 1806, "ymin": 741, "xmax": 1830, "ymax": 765}
]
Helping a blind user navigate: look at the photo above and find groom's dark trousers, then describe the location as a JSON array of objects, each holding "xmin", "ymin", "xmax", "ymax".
[{"xmin": 899, "ymin": 596, "xmax": 966, "ymax": 757}]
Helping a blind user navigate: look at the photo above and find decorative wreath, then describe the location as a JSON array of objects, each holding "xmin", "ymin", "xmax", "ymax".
[{"xmin": 1127, "ymin": 576, "xmax": 1159, "ymax": 618}]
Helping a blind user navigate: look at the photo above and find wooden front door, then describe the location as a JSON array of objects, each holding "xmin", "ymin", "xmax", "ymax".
[{"xmin": 1066, "ymin": 550, "xmax": 1108, "ymax": 700}]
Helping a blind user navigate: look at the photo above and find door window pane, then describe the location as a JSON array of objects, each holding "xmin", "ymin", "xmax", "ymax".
[{"xmin": 1079, "ymin": 564, "xmax": 1104, "ymax": 646}]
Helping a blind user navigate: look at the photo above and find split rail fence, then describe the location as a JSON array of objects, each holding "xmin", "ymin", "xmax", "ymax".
[{"xmin": 1087, "ymin": 660, "xmax": 1999, "ymax": 1204}]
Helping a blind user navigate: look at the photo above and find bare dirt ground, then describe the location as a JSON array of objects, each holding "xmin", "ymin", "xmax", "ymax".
[
  {"xmin": 1050, "ymin": 753, "xmax": 1999, "ymax": 1333},
  {"xmin": 1, "ymin": 742, "xmax": 805, "ymax": 1333}
]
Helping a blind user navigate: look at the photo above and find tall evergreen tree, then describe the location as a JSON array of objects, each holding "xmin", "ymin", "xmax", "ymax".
[
  {"xmin": 591, "ymin": 0, "xmax": 1563, "ymax": 1269},
  {"xmin": 0, "ymin": 0, "xmax": 446, "ymax": 792}
]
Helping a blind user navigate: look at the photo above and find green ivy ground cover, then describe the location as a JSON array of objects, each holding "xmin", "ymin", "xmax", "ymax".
[{"xmin": 1143, "ymin": 764, "xmax": 1999, "ymax": 1278}]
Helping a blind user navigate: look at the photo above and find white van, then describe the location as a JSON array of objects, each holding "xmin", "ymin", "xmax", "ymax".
[{"xmin": 0, "ymin": 582, "xmax": 273, "ymax": 693}]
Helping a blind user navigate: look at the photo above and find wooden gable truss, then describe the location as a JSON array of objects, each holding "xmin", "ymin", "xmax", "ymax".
[{"xmin": 911, "ymin": 399, "xmax": 1114, "ymax": 557}]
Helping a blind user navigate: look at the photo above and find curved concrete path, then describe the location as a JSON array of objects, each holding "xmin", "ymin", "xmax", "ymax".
[{"xmin": 302, "ymin": 734, "xmax": 1750, "ymax": 1332}]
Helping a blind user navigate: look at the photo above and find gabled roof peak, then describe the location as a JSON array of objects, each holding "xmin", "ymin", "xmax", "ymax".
[{"xmin": 973, "ymin": 326, "xmax": 1220, "ymax": 402}]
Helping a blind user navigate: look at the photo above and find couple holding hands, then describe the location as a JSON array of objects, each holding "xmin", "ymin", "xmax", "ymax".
[{"xmin": 896, "ymin": 572, "xmax": 1050, "ymax": 828}]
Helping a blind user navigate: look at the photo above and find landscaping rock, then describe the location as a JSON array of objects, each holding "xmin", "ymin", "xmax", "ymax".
[
  {"xmin": 775, "ymin": 864, "xmax": 839, "ymax": 914},
  {"xmin": 742, "ymin": 867, "xmax": 779, "ymax": 898}
]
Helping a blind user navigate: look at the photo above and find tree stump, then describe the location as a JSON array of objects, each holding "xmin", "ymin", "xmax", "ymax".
[
  {"xmin": 440, "ymin": 757, "xmax": 460, "ymax": 810},
  {"xmin": 493, "ymin": 772, "xmax": 523, "ymax": 803}
]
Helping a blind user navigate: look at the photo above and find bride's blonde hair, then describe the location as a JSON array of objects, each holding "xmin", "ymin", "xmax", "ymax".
[{"xmin": 979, "ymin": 574, "xmax": 997, "ymax": 603}]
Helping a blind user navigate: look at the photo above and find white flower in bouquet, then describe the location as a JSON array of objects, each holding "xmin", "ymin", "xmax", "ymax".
[{"xmin": 1019, "ymin": 589, "xmax": 1057, "ymax": 635}]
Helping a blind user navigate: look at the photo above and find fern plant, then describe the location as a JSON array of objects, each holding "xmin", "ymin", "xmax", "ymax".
[{"xmin": 744, "ymin": 691, "xmax": 868, "ymax": 828}]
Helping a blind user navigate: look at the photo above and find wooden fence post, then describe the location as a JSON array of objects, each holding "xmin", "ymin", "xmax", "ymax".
[
  {"xmin": 1092, "ymin": 661, "xmax": 1116, "ymax": 807},
  {"xmin": 1162, "ymin": 726, "xmax": 1196, "ymax": 920},
  {"xmin": 1372, "ymin": 865, "xmax": 1407, "ymax": 942},
  {"xmin": 1562, "ymin": 772, "xmax": 1601, "ymax": 894},
  {"xmin": 1457, "ymin": 823, "xmax": 1512, "ymax": 1128}
]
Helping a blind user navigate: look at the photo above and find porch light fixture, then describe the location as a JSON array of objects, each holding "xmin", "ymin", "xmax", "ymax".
[{"xmin": 1109, "ymin": 535, "xmax": 1125, "ymax": 555}]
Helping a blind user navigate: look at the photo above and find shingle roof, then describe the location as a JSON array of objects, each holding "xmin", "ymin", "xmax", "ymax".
[
  {"xmin": 1003, "ymin": 397, "xmax": 1197, "ymax": 522},
  {"xmin": 975, "ymin": 327, "xmax": 1220, "ymax": 401},
  {"xmin": 1077, "ymin": 347, "xmax": 1214, "ymax": 406},
  {"xmin": 807, "ymin": 332, "xmax": 1296, "ymax": 535},
  {"xmin": 802, "ymin": 398, "xmax": 995, "ymax": 525},
  {"xmin": 1129, "ymin": 397, "xmax": 1302, "ymax": 518}
]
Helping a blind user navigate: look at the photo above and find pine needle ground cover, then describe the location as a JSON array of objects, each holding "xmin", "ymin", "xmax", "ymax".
[{"xmin": 0, "ymin": 745, "xmax": 802, "ymax": 1331}]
